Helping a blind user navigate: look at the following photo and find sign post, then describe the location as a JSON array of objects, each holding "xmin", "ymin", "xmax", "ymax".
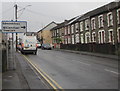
[{"xmin": 1, "ymin": 21, "xmax": 27, "ymax": 33}]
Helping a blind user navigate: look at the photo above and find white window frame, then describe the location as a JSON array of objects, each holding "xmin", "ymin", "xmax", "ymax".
[
  {"xmin": 75, "ymin": 33, "xmax": 79, "ymax": 43},
  {"xmin": 107, "ymin": 12, "xmax": 113, "ymax": 27},
  {"xmin": 117, "ymin": 8, "xmax": 120, "ymax": 24},
  {"xmin": 85, "ymin": 32, "xmax": 90, "ymax": 43},
  {"xmin": 92, "ymin": 32, "xmax": 96, "ymax": 42},
  {"xmin": 80, "ymin": 21, "xmax": 83, "ymax": 32},
  {"xmin": 55, "ymin": 30, "xmax": 57, "ymax": 36},
  {"xmin": 71, "ymin": 24, "xmax": 74, "ymax": 34},
  {"xmin": 117, "ymin": 27, "xmax": 120, "ymax": 43},
  {"xmin": 57, "ymin": 29, "xmax": 59, "ymax": 36},
  {"xmin": 85, "ymin": 19, "xmax": 89, "ymax": 30},
  {"xmin": 72, "ymin": 35, "xmax": 74, "ymax": 44},
  {"xmin": 53, "ymin": 31, "xmax": 55, "ymax": 36},
  {"xmin": 108, "ymin": 29, "xmax": 114, "ymax": 43},
  {"xmin": 98, "ymin": 30, "xmax": 105, "ymax": 44},
  {"xmin": 68, "ymin": 26, "xmax": 70, "ymax": 34},
  {"xmin": 61, "ymin": 28, "xmax": 64, "ymax": 36},
  {"xmin": 68, "ymin": 36, "xmax": 71, "ymax": 44},
  {"xmin": 75, "ymin": 23, "xmax": 79, "ymax": 32},
  {"xmin": 65, "ymin": 27, "xmax": 67, "ymax": 35},
  {"xmin": 57, "ymin": 29, "xmax": 59, "ymax": 33},
  {"xmin": 98, "ymin": 15, "xmax": 104, "ymax": 28},
  {"xmin": 80, "ymin": 34, "xmax": 84, "ymax": 44},
  {"xmin": 64, "ymin": 37, "xmax": 67, "ymax": 44},
  {"xmin": 91, "ymin": 18, "xmax": 96, "ymax": 30},
  {"xmin": 59, "ymin": 28, "xmax": 62, "ymax": 36}
]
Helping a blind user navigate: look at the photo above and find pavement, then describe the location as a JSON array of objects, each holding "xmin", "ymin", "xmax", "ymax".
[
  {"xmin": 2, "ymin": 51, "xmax": 50, "ymax": 90},
  {"xmin": 54, "ymin": 48, "xmax": 119, "ymax": 61}
]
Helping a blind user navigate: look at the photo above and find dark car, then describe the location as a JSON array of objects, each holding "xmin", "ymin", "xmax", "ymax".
[{"xmin": 41, "ymin": 44, "xmax": 52, "ymax": 50}]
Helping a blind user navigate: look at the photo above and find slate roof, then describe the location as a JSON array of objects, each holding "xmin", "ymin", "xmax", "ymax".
[
  {"xmin": 76, "ymin": 1, "xmax": 120, "ymax": 22},
  {"xmin": 46, "ymin": 1, "xmax": 120, "ymax": 31},
  {"xmin": 37, "ymin": 21, "xmax": 57, "ymax": 33},
  {"xmin": 50, "ymin": 16, "xmax": 78, "ymax": 30}
]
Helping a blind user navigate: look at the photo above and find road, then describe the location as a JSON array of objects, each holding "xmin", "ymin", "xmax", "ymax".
[{"xmin": 24, "ymin": 49, "xmax": 118, "ymax": 89}]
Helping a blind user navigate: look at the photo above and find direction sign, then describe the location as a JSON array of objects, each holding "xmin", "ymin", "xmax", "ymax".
[{"xmin": 1, "ymin": 21, "xmax": 27, "ymax": 33}]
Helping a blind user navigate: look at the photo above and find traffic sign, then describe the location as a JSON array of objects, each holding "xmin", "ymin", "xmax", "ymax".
[{"xmin": 1, "ymin": 21, "xmax": 27, "ymax": 33}]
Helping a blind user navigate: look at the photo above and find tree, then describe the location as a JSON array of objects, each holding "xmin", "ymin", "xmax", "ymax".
[{"xmin": 54, "ymin": 38, "xmax": 62, "ymax": 44}]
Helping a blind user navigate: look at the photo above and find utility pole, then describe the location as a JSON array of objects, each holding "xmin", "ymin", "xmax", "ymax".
[{"xmin": 15, "ymin": 4, "xmax": 18, "ymax": 51}]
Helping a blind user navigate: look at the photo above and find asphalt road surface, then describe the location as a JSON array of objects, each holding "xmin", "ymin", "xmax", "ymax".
[{"xmin": 25, "ymin": 49, "xmax": 118, "ymax": 89}]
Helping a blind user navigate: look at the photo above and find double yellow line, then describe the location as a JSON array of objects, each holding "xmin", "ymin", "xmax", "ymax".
[{"xmin": 22, "ymin": 55, "xmax": 64, "ymax": 91}]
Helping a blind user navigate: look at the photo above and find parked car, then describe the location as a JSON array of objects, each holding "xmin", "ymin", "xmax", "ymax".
[
  {"xmin": 37, "ymin": 41, "xmax": 41, "ymax": 48},
  {"xmin": 41, "ymin": 44, "xmax": 52, "ymax": 50}
]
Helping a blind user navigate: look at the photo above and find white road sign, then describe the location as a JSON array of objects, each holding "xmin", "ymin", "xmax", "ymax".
[{"xmin": 2, "ymin": 21, "xmax": 27, "ymax": 33}]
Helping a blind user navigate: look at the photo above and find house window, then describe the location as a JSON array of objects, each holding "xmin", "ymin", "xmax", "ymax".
[
  {"xmin": 85, "ymin": 32, "xmax": 90, "ymax": 43},
  {"xmin": 68, "ymin": 26, "xmax": 70, "ymax": 34},
  {"xmin": 98, "ymin": 30, "xmax": 105, "ymax": 44},
  {"xmin": 71, "ymin": 24, "xmax": 74, "ymax": 34},
  {"xmin": 53, "ymin": 31, "xmax": 54, "ymax": 36},
  {"xmin": 75, "ymin": 23, "xmax": 79, "ymax": 32},
  {"xmin": 75, "ymin": 33, "xmax": 79, "ymax": 43},
  {"xmin": 62, "ymin": 33, "xmax": 64, "ymax": 36},
  {"xmin": 80, "ymin": 34, "xmax": 84, "ymax": 44},
  {"xmin": 107, "ymin": 12, "xmax": 113, "ymax": 27},
  {"xmin": 55, "ymin": 30, "xmax": 57, "ymax": 36},
  {"xmin": 117, "ymin": 9, "xmax": 120, "ymax": 24},
  {"xmin": 108, "ymin": 29, "xmax": 114, "ymax": 43},
  {"xmin": 59, "ymin": 28, "xmax": 62, "ymax": 36},
  {"xmin": 98, "ymin": 15, "xmax": 104, "ymax": 28},
  {"xmin": 118, "ymin": 28, "xmax": 120, "ymax": 43},
  {"xmin": 64, "ymin": 37, "xmax": 67, "ymax": 44},
  {"xmin": 91, "ymin": 18, "xmax": 96, "ymax": 30},
  {"xmin": 68, "ymin": 36, "xmax": 71, "ymax": 44},
  {"xmin": 57, "ymin": 30, "xmax": 59, "ymax": 36},
  {"xmin": 92, "ymin": 32, "xmax": 96, "ymax": 42},
  {"xmin": 85, "ymin": 19, "xmax": 89, "ymax": 30},
  {"xmin": 72, "ymin": 35, "xmax": 74, "ymax": 44},
  {"xmin": 65, "ymin": 27, "xmax": 67, "ymax": 35},
  {"xmin": 80, "ymin": 22, "xmax": 83, "ymax": 32}
]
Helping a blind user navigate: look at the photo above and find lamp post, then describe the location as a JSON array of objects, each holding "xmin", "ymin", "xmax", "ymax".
[{"xmin": 14, "ymin": 4, "xmax": 31, "ymax": 51}]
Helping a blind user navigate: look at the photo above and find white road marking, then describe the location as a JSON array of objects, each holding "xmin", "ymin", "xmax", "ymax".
[
  {"xmin": 72, "ymin": 60, "xmax": 91, "ymax": 66},
  {"xmin": 104, "ymin": 69, "xmax": 119, "ymax": 75}
]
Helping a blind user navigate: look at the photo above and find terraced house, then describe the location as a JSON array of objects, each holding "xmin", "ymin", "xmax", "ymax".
[
  {"xmin": 51, "ymin": 1, "xmax": 120, "ymax": 54},
  {"xmin": 37, "ymin": 21, "xmax": 57, "ymax": 45}
]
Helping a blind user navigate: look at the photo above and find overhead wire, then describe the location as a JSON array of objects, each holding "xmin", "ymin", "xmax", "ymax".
[{"xmin": 18, "ymin": 5, "xmax": 64, "ymax": 20}]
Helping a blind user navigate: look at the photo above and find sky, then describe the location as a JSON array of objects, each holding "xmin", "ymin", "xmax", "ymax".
[{"xmin": 0, "ymin": 0, "xmax": 116, "ymax": 32}]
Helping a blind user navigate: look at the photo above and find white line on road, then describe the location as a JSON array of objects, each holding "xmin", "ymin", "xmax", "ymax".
[
  {"xmin": 72, "ymin": 60, "xmax": 91, "ymax": 66},
  {"xmin": 104, "ymin": 69, "xmax": 119, "ymax": 75}
]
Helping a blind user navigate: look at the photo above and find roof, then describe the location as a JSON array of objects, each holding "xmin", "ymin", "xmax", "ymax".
[
  {"xmin": 41, "ymin": 1, "xmax": 120, "ymax": 31},
  {"xmin": 77, "ymin": 2, "xmax": 120, "ymax": 22},
  {"xmin": 66, "ymin": 15, "xmax": 83, "ymax": 25},
  {"xmin": 37, "ymin": 21, "xmax": 57, "ymax": 33},
  {"xmin": 51, "ymin": 17, "xmax": 77, "ymax": 30}
]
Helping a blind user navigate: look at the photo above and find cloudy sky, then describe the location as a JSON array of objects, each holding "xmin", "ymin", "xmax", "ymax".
[{"xmin": 1, "ymin": 0, "xmax": 115, "ymax": 32}]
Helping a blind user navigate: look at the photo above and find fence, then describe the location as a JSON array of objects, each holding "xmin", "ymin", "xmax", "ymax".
[{"xmin": 60, "ymin": 43, "xmax": 118, "ymax": 55}]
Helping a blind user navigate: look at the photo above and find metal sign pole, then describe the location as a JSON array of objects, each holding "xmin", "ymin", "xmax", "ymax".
[
  {"xmin": 6, "ymin": 33, "xmax": 8, "ymax": 70},
  {"xmin": 12, "ymin": 33, "xmax": 15, "ymax": 70},
  {"xmin": 15, "ymin": 4, "xmax": 18, "ymax": 51}
]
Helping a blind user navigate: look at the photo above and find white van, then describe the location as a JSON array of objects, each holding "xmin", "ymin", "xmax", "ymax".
[{"xmin": 20, "ymin": 35, "xmax": 37, "ymax": 55}]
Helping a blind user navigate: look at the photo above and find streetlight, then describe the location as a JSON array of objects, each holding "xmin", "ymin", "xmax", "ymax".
[
  {"xmin": 17, "ymin": 5, "xmax": 32, "ymax": 12},
  {"xmin": 15, "ymin": 4, "xmax": 31, "ymax": 51}
]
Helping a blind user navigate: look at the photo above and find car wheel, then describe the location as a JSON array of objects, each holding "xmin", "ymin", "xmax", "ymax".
[{"xmin": 34, "ymin": 52, "xmax": 37, "ymax": 55}]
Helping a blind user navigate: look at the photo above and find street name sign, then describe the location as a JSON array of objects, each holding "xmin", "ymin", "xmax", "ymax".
[{"xmin": 1, "ymin": 21, "xmax": 27, "ymax": 33}]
